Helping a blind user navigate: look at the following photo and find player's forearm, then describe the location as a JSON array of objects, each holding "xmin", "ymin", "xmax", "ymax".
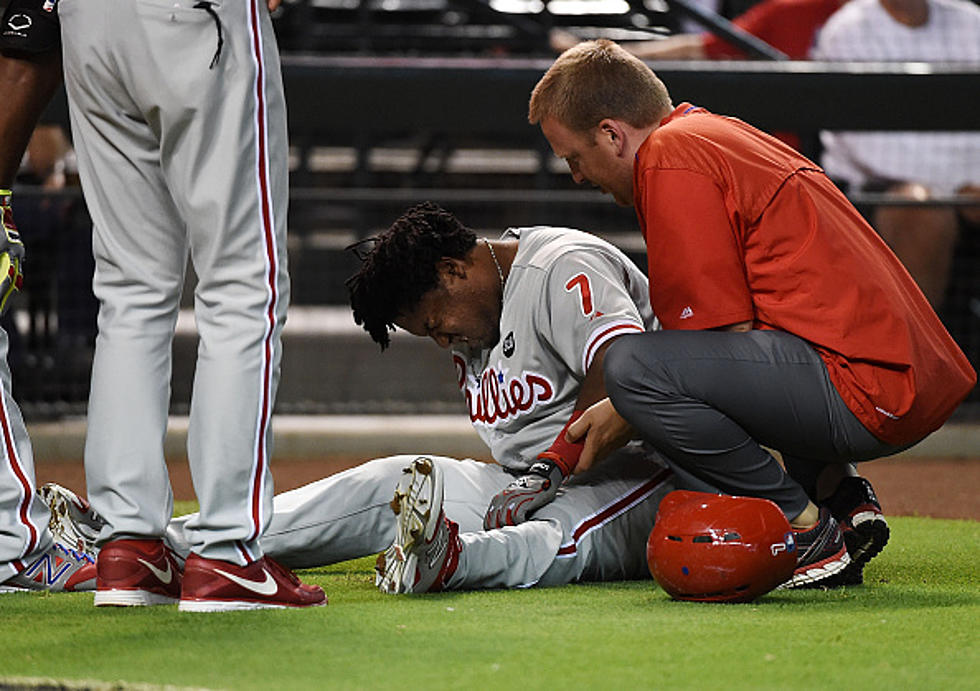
[
  {"xmin": 0, "ymin": 52, "xmax": 63, "ymax": 187},
  {"xmin": 575, "ymin": 339, "xmax": 615, "ymax": 409},
  {"xmin": 540, "ymin": 340, "xmax": 619, "ymax": 475}
]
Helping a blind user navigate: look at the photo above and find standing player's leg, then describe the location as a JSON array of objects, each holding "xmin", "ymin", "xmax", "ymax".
[
  {"xmin": 60, "ymin": 0, "xmax": 188, "ymax": 558},
  {"xmin": 149, "ymin": 0, "xmax": 290, "ymax": 568},
  {"xmin": 60, "ymin": 0, "xmax": 190, "ymax": 606}
]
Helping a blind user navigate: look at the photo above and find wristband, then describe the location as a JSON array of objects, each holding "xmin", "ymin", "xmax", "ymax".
[{"xmin": 537, "ymin": 410, "xmax": 585, "ymax": 476}]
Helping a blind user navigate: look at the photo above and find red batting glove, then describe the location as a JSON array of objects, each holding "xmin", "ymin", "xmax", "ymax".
[{"xmin": 536, "ymin": 410, "xmax": 585, "ymax": 476}]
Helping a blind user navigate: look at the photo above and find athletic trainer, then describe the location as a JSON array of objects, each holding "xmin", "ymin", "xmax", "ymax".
[{"xmin": 529, "ymin": 39, "xmax": 976, "ymax": 588}]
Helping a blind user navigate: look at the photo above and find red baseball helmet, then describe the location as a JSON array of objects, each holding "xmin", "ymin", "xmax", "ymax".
[{"xmin": 647, "ymin": 490, "xmax": 797, "ymax": 603}]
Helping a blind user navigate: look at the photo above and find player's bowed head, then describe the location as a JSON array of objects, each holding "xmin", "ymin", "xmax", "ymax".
[{"xmin": 346, "ymin": 202, "xmax": 506, "ymax": 353}]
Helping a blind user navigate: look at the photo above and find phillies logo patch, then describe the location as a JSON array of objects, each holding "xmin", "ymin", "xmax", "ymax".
[{"xmin": 502, "ymin": 332, "xmax": 515, "ymax": 357}]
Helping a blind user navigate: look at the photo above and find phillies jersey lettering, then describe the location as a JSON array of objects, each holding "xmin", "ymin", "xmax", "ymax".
[
  {"xmin": 451, "ymin": 226, "xmax": 658, "ymax": 471},
  {"xmin": 455, "ymin": 357, "xmax": 556, "ymax": 425}
]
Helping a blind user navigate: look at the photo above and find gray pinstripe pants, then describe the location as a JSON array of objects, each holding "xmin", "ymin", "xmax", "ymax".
[{"xmin": 60, "ymin": 0, "xmax": 289, "ymax": 564}]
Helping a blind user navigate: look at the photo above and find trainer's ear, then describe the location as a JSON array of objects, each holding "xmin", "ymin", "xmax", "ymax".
[{"xmin": 598, "ymin": 119, "xmax": 628, "ymax": 156}]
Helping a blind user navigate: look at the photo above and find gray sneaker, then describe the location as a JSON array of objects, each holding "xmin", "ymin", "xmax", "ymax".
[
  {"xmin": 38, "ymin": 483, "xmax": 105, "ymax": 556},
  {"xmin": 375, "ymin": 457, "xmax": 461, "ymax": 594},
  {"xmin": 0, "ymin": 541, "xmax": 97, "ymax": 593}
]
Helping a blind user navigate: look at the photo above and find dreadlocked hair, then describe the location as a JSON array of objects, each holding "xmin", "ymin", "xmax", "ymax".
[{"xmin": 346, "ymin": 202, "xmax": 477, "ymax": 349}]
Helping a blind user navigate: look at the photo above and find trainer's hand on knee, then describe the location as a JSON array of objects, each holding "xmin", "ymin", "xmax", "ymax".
[{"xmin": 566, "ymin": 398, "xmax": 634, "ymax": 473}]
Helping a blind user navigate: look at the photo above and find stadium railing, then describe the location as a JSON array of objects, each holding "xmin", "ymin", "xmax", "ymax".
[{"xmin": 16, "ymin": 59, "xmax": 980, "ymax": 418}]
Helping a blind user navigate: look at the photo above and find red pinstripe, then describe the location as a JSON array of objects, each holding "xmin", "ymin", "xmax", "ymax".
[
  {"xmin": 557, "ymin": 468, "xmax": 671, "ymax": 556},
  {"xmin": 246, "ymin": 0, "xmax": 278, "ymax": 544},
  {"xmin": 0, "ymin": 384, "xmax": 38, "ymax": 557}
]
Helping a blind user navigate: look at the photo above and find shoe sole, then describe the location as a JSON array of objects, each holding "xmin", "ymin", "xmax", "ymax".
[
  {"xmin": 41, "ymin": 484, "xmax": 101, "ymax": 556},
  {"xmin": 376, "ymin": 457, "xmax": 442, "ymax": 594},
  {"xmin": 178, "ymin": 599, "xmax": 327, "ymax": 612},
  {"xmin": 839, "ymin": 513, "xmax": 890, "ymax": 585},
  {"xmin": 94, "ymin": 589, "xmax": 179, "ymax": 606},
  {"xmin": 0, "ymin": 585, "xmax": 30, "ymax": 594},
  {"xmin": 778, "ymin": 547, "xmax": 851, "ymax": 590}
]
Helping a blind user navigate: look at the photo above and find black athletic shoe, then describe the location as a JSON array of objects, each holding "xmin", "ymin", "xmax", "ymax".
[
  {"xmin": 825, "ymin": 476, "xmax": 890, "ymax": 585},
  {"xmin": 779, "ymin": 507, "xmax": 850, "ymax": 589}
]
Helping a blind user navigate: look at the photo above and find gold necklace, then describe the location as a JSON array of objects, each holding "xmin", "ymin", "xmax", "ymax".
[{"xmin": 484, "ymin": 238, "xmax": 505, "ymax": 290}]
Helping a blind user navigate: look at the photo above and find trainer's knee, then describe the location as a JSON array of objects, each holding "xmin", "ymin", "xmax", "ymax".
[{"xmin": 604, "ymin": 334, "xmax": 649, "ymax": 401}]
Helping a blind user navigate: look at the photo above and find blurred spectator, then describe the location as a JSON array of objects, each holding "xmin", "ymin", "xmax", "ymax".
[
  {"xmin": 811, "ymin": 0, "xmax": 980, "ymax": 309},
  {"xmin": 19, "ymin": 125, "xmax": 72, "ymax": 188},
  {"xmin": 549, "ymin": 0, "xmax": 845, "ymax": 150},
  {"xmin": 5, "ymin": 125, "xmax": 97, "ymax": 406},
  {"xmin": 551, "ymin": 0, "xmax": 845, "ymax": 60}
]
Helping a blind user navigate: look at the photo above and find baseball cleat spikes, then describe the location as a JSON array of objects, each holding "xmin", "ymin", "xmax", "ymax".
[
  {"xmin": 38, "ymin": 483, "xmax": 106, "ymax": 557},
  {"xmin": 375, "ymin": 456, "xmax": 460, "ymax": 594}
]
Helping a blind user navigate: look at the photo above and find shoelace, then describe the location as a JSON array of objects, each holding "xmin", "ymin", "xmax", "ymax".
[{"xmin": 194, "ymin": 1, "xmax": 224, "ymax": 69}]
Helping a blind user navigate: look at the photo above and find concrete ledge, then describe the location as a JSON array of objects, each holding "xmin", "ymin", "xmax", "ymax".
[{"xmin": 27, "ymin": 415, "xmax": 979, "ymax": 463}]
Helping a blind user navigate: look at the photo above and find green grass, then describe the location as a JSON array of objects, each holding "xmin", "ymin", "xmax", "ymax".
[{"xmin": 2, "ymin": 516, "xmax": 977, "ymax": 690}]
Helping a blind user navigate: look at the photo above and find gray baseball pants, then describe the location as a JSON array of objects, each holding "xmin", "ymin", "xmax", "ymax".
[
  {"xmin": 166, "ymin": 448, "xmax": 674, "ymax": 589},
  {"xmin": 0, "ymin": 327, "xmax": 53, "ymax": 580},
  {"xmin": 603, "ymin": 330, "xmax": 904, "ymax": 518},
  {"xmin": 60, "ymin": 0, "xmax": 289, "ymax": 564}
]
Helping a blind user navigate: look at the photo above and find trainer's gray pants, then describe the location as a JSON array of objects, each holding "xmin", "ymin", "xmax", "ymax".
[
  {"xmin": 603, "ymin": 330, "xmax": 903, "ymax": 519},
  {"xmin": 166, "ymin": 448, "xmax": 674, "ymax": 589}
]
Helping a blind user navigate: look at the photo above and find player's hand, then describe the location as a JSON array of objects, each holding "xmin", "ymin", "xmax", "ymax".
[
  {"xmin": 566, "ymin": 398, "xmax": 634, "ymax": 473},
  {"xmin": 267, "ymin": 0, "xmax": 283, "ymax": 11},
  {"xmin": 484, "ymin": 460, "xmax": 563, "ymax": 529},
  {"xmin": 0, "ymin": 191, "xmax": 25, "ymax": 315}
]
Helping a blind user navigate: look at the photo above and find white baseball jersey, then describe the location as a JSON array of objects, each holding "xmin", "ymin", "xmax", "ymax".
[{"xmin": 452, "ymin": 226, "xmax": 658, "ymax": 471}]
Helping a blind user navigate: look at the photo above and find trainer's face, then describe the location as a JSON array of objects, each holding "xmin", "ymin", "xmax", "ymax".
[
  {"xmin": 541, "ymin": 116, "xmax": 635, "ymax": 206},
  {"xmin": 396, "ymin": 258, "xmax": 501, "ymax": 351}
]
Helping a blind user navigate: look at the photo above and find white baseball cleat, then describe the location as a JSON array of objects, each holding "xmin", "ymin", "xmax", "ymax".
[
  {"xmin": 38, "ymin": 483, "xmax": 105, "ymax": 556},
  {"xmin": 375, "ymin": 456, "xmax": 461, "ymax": 594}
]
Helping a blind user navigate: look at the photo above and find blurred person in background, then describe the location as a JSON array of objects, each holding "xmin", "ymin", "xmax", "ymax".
[
  {"xmin": 550, "ymin": 0, "xmax": 846, "ymax": 151},
  {"xmin": 551, "ymin": 0, "xmax": 845, "ymax": 61},
  {"xmin": 811, "ymin": 0, "xmax": 980, "ymax": 309}
]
